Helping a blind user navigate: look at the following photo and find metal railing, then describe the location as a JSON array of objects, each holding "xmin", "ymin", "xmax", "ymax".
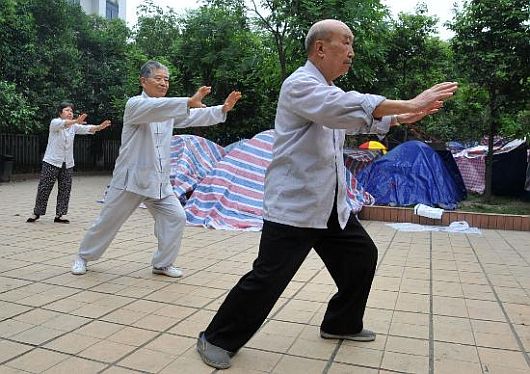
[
  {"xmin": 0, "ymin": 133, "xmax": 120, "ymax": 173},
  {"xmin": 0, "ymin": 134, "xmax": 40, "ymax": 172}
]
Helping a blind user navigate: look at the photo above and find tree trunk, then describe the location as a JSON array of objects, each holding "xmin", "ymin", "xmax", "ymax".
[
  {"xmin": 483, "ymin": 90, "xmax": 497, "ymax": 202},
  {"xmin": 277, "ymin": 39, "xmax": 287, "ymax": 80}
]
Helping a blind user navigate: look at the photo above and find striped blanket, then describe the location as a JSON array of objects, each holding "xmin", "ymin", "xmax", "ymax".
[
  {"xmin": 183, "ymin": 130, "xmax": 374, "ymax": 231},
  {"xmin": 169, "ymin": 135, "xmax": 226, "ymax": 204},
  {"xmin": 184, "ymin": 130, "xmax": 274, "ymax": 230}
]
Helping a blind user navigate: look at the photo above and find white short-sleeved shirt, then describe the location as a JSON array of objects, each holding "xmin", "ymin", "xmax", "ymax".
[{"xmin": 43, "ymin": 118, "xmax": 96, "ymax": 168}]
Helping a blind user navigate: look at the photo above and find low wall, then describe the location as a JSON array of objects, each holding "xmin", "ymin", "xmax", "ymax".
[{"xmin": 358, "ymin": 205, "xmax": 529, "ymax": 231}]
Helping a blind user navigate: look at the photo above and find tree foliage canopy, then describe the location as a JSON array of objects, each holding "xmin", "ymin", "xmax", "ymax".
[
  {"xmin": 0, "ymin": 0, "xmax": 528, "ymax": 147},
  {"xmin": 448, "ymin": 0, "xmax": 529, "ymax": 198}
]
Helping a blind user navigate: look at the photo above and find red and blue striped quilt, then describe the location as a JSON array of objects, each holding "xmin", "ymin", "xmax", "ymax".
[{"xmin": 182, "ymin": 130, "xmax": 374, "ymax": 231}]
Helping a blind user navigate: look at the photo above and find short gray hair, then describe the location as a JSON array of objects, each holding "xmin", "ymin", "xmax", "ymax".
[{"xmin": 140, "ymin": 60, "xmax": 168, "ymax": 78}]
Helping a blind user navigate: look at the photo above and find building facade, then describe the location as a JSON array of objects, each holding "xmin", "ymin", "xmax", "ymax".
[{"xmin": 72, "ymin": 0, "xmax": 126, "ymax": 21}]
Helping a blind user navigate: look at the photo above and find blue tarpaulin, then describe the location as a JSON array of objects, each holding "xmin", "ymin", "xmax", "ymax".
[{"xmin": 356, "ymin": 141, "xmax": 464, "ymax": 209}]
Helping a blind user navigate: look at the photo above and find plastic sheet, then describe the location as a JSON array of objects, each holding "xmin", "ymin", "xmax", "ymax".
[
  {"xmin": 357, "ymin": 141, "xmax": 463, "ymax": 209},
  {"xmin": 387, "ymin": 221, "xmax": 481, "ymax": 234}
]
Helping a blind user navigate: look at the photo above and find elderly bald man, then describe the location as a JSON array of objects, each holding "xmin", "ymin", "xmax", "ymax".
[{"xmin": 196, "ymin": 19, "xmax": 457, "ymax": 369}]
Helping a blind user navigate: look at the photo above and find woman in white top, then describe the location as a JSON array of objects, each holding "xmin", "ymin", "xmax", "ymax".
[{"xmin": 26, "ymin": 102, "xmax": 111, "ymax": 223}]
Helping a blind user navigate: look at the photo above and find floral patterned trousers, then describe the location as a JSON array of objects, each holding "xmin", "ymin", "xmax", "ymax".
[{"xmin": 32, "ymin": 161, "xmax": 73, "ymax": 217}]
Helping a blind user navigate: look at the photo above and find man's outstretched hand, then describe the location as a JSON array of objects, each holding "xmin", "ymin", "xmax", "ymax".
[
  {"xmin": 372, "ymin": 82, "xmax": 458, "ymax": 118},
  {"xmin": 398, "ymin": 83, "xmax": 458, "ymax": 124},
  {"xmin": 410, "ymin": 82, "xmax": 458, "ymax": 112},
  {"xmin": 222, "ymin": 91, "xmax": 242, "ymax": 113},
  {"xmin": 188, "ymin": 86, "xmax": 212, "ymax": 108},
  {"xmin": 396, "ymin": 108, "xmax": 439, "ymax": 125}
]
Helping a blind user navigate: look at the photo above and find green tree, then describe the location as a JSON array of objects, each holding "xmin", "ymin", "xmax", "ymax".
[
  {"xmin": 0, "ymin": 81, "xmax": 38, "ymax": 134},
  {"xmin": 0, "ymin": 0, "xmax": 38, "ymax": 88},
  {"xmin": 378, "ymin": 5, "xmax": 449, "ymax": 98},
  {"xmin": 376, "ymin": 5, "xmax": 455, "ymax": 144},
  {"xmin": 449, "ymin": 0, "xmax": 530, "ymax": 199},
  {"xmin": 0, "ymin": 0, "xmax": 85, "ymax": 131},
  {"xmin": 132, "ymin": 0, "xmax": 183, "ymax": 97},
  {"xmin": 0, "ymin": 0, "xmax": 40, "ymax": 132},
  {"xmin": 425, "ymin": 82, "xmax": 489, "ymax": 142},
  {"xmin": 24, "ymin": 0, "xmax": 84, "ymax": 120},
  {"xmin": 112, "ymin": 45, "xmax": 150, "ymax": 111},
  {"xmin": 177, "ymin": 4, "xmax": 274, "ymax": 143},
  {"xmin": 311, "ymin": 0, "xmax": 390, "ymax": 93},
  {"xmin": 246, "ymin": 0, "xmax": 300, "ymax": 80},
  {"xmin": 133, "ymin": 0, "xmax": 181, "ymax": 61},
  {"xmin": 75, "ymin": 16, "xmax": 131, "ymax": 126},
  {"xmin": 246, "ymin": 0, "xmax": 390, "ymax": 88},
  {"xmin": 0, "ymin": 0, "xmax": 140, "ymax": 134}
]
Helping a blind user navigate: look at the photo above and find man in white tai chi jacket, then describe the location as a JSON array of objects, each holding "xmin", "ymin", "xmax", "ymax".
[{"xmin": 71, "ymin": 60, "xmax": 241, "ymax": 277}]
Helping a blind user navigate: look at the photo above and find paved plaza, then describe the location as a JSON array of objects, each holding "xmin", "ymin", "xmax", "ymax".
[{"xmin": 0, "ymin": 175, "xmax": 529, "ymax": 373}]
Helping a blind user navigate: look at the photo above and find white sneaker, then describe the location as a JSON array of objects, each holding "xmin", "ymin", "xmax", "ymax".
[
  {"xmin": 71, "ymin": 255, "xmax": 87, "ymax": 275},
  {"xmin": 152, "ymin": 265, "xmax": 183, "ymax": 278}
]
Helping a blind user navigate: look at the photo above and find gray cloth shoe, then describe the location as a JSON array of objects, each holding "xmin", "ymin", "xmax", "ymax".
[
  {"xmin": 196, "ymin": 331, "xmax": 232, "ymax": 369},
  {"xmin": 320, "ymin": 328, "xmax": 376, "ymax": 342}
]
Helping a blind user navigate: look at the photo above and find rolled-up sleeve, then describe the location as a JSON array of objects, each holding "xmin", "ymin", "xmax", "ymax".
[{"xmin": 370, "ymin": 116, "xmax": 392, "ymax": 136}]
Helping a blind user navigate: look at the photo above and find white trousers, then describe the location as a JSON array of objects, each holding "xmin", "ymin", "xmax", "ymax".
[{"xmin": 78, "ymin": 187, "xmax": 186, "ymax": 268}]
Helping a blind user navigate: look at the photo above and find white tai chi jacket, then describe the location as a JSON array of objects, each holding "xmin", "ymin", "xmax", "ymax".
[
  {"xmin": 263, "ymin": 60, "xmax": 392, "ymax": 229},
  {"xmin": 109, "ymin": 91, "xmax": 227, "ymax": 199}
]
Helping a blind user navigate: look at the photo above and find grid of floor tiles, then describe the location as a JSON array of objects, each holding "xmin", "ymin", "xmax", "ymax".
[{"xmin": 0, "ymin": 175, "xmax": 529, "ymax": 373}]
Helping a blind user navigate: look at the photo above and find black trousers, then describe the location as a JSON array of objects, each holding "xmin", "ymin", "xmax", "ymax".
[
  {"xmin": 33, "ymin": 161, "xmax": 73, "ymax": 216},
  {"xmin": 204, "ymin": 210, "xmax": 378, "ymax": 353}
]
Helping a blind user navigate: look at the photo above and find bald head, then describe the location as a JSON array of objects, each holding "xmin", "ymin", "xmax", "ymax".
[
  {"xmin": 304, "ymin": 19, "xmax": 355, "ymax": 83},
  {"xmin": 305, "ymin": 19, "xmax": 353, "ymax": 55}
]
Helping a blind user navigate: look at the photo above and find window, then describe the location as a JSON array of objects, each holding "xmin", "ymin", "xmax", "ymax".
[{"xmin": 106, "ymin": 0, "xmax": 119, "ymax": 19}]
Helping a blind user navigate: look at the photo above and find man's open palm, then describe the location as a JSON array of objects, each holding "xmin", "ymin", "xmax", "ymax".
[
  {"xmin": 188, "ymin": 86, "xmax": 212, "ymax": 108},
  {"xmin": 222, "ymin": 91, "xmax": 242, "ymax": 113}
]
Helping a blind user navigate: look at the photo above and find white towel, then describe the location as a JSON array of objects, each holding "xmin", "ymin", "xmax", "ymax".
[{"xmin": 413, "ymin": 203, "xmax": 444, "ymax": 219}]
